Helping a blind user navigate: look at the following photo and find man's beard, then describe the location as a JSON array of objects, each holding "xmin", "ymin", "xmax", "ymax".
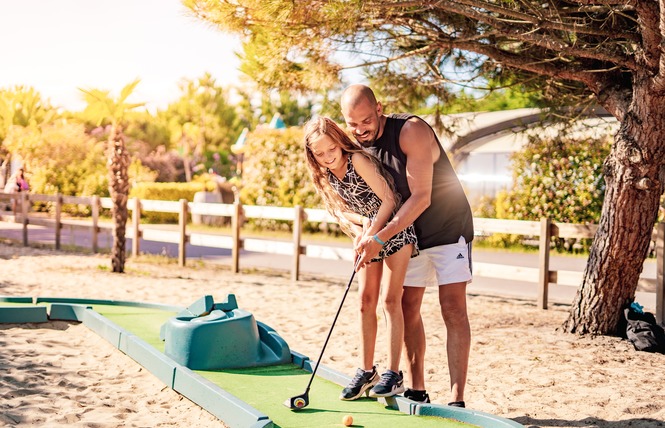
[{"xmin": 355, "ymin": 129, "xmax": 378, "ymax": 147}]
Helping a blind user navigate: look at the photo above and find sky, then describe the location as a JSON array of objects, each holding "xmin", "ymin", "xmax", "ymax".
[{"xmin": 0, "ymin": 0, "xmax": 243, "ymax": 112}]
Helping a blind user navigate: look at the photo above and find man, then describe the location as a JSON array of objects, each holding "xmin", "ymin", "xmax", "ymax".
[{"xmin": 340, "ymin": 84, "xmax": 473, "ymax": 407}]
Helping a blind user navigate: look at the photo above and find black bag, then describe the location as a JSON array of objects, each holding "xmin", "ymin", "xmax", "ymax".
[{"xmin": 624, "ymin": 307, "xmax": 665, "ymax": 354}]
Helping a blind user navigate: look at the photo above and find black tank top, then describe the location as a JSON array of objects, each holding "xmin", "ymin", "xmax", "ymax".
[{"xmin": 368, "ymin": 114, "xmax": 474, "ymax": 249}]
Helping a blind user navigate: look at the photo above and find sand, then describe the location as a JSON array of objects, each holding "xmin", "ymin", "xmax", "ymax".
[{"xmin": 1, "ymin": 242, "xmax": 664, "ymax": 428}]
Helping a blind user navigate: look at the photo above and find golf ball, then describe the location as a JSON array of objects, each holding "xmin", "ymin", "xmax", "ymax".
[
  {"xmin": 294, "ymin": 398, "xmax": 306, "ymax": 408},
  {"xmin": 342, "ymin": 414, "xmax": 353, "ymax": 426}
]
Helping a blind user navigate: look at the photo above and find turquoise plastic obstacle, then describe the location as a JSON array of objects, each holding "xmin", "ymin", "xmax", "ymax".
[{"xmin": 160, "ymin": 295, "xmax": 291, "ymax": 370}]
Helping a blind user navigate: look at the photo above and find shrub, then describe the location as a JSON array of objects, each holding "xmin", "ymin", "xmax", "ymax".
[
  {"xmin": 496, "ymin": 129, "xmax": 612, "ymax": 251},
  {"xmin": 238, "ymin": 127, "xmax": 322, "ymax": 230},
  {"xmin": 129, "ymin": 181, "xmax": 214, "ymax": 223}
]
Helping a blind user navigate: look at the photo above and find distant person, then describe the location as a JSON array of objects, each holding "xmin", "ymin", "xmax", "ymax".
[
  {"xmin": 303, "ymin": 116, "xmax": 418, "ymax": 399},
  {"xmin": 15, "ymin": 168, "xmax": 29, "ymax": 193},
  {"xmin": 340, "ymin": 85, "xmax": 474, "ymax": 407},
  {"xmin": 4, "ymin": 168, "xmax": 29, "ymax": 217}
]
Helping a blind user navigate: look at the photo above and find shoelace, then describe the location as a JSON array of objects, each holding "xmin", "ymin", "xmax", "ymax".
[
  {"xmin": 349, "ymin": 370, "xmax": 372, "ymax": 387},
  {"xmin": 377, "ymin": 371, "xmax": 400, "ymax": 386}
]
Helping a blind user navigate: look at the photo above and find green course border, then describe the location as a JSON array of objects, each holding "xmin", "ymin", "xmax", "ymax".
[{"xmin": 0, "ymin": 297, "xmax": 523, "ymax": 428}]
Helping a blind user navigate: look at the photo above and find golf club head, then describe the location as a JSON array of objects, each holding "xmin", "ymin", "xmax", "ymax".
[{"xmin": 284, "ymin": 392, "xmax": 309, "ymax": 410}]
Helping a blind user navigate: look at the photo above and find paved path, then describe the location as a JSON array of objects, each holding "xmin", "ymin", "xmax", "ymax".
[{"xmin": 0, "ymin": 219, "xmax": 657, "ymax": 310}]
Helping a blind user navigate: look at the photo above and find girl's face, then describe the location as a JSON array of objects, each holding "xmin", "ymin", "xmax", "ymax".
[{"xmin": 309, "ymin": 134, "xmax": 346, "ymax": 174}]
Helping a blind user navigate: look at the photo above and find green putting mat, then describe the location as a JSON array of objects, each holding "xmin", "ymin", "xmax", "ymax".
[
  {"xmin": 94, "ymin": 305, "xmax": 176, "ymax": 350},
  {"xmin": 96, "ymin": 305, "xmax": 475, "ymax": 427},
  {"xmin": 200, "ymin": 364, "xmax": 472, "ymax": 427}
]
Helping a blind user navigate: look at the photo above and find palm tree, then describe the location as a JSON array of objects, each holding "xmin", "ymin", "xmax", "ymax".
[{"xmin": 79, "ymin": 80, "xmax": 144, "ymax": 273}]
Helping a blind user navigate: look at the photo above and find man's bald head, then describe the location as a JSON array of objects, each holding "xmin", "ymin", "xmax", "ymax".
[
  {"xmin": 341, "ymin": 84, "xmax": 378, "ymax": 111},
  {"xmin": 340, "ymin": 84, "xmax": 385, "ymax": 146}
]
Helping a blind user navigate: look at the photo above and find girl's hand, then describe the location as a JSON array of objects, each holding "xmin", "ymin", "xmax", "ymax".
[
  {"xmin": 354, "ymin": 234, "xmax": 382, "ymax": 270},
  {"xmin": 354, "ymin": 217, "xmax": 371, "ymax": 251}
]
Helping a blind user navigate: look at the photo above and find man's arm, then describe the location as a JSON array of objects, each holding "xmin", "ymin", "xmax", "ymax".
[{"xmin": 355, "ymin": 117, "xmax": 437, "ymax": 268}]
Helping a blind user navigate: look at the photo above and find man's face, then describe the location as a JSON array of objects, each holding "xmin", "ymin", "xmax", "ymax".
[{"xmin": 341, "ymin": 100, "xmax": 383, "ymax": 147}]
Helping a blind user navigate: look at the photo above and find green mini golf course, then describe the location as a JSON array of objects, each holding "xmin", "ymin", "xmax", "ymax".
[{"xmin": 0, "ymin": 296, "xmax": 524, "ymax": 428}]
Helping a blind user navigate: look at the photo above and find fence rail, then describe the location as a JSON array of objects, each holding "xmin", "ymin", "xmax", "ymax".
[{"xmin": 0, "ymin": 191, "xmax": 663, "ymax": 323}]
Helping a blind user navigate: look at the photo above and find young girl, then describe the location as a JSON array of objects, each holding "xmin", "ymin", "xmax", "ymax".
[{"xmin": 303, "ymin": 116, "xmax": 418, "ymax": 400}]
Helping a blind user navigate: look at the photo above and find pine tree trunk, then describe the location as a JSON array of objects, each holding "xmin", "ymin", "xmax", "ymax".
[
  {"xmin": 563, "ymin": 83, "xmax": 665, "ymax": 334},
  {"xmin": 108, "ymin": 125, "xmax": 131, "ymax": 273}
]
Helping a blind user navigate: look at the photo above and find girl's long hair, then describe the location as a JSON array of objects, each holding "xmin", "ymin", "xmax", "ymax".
[{"xmin": 303, "ymin": 116, "xmax": 399, "ymax": 237}]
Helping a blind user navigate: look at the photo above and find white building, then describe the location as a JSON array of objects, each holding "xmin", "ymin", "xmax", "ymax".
[{"xmin": 434, "ymin": 108, "xmax": 618, "ymax": 206}]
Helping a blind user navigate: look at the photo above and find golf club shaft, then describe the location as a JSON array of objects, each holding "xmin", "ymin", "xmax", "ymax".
[{"xmin": 303, "ymin": 260, "xmax": 359, "ymax": 393}]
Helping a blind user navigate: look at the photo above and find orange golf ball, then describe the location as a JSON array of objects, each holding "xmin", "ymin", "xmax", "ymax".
[{"xmin": 342, "ymin": 414, "xmax": 353, "ymax": 426}]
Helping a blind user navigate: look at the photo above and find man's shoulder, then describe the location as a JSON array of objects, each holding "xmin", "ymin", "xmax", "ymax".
[
  {"xmin": 387, "ymin": 113, "xmax": 419, "ymax": 123},
  {"xmin": 400, "ymin": 115, "xmax": 434, "ymax": 137},
  {"xmin": 388, "ymin": 113, "xmax": 430, "ymax": 129},
  {"xmin": 397, "ymin": 115, "xmax": 438, "ymax": 156}
]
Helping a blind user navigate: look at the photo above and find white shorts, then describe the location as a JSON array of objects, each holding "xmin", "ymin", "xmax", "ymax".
[{"xmin": 404, "ymin": 236, "xmax": 473, "ymax": 287}]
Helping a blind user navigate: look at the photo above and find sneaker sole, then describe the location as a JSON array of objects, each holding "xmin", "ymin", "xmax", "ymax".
[
  {"xmin": 339, "ymin": 379, "xmax": 379, "ymax": 401},
  {"xmin": 368, "ymin": 385, "xmax": 405, "ymax": 398}
]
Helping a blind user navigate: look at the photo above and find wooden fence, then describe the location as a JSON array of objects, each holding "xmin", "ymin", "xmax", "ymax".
[{"xmin": 0, "ymin": 191, "xmax": 663, "ymax": 323}]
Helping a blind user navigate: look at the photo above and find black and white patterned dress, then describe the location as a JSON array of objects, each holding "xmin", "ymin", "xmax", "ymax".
[{"xmin": 328, "ymin": 154, "xmax": 418, "ymax": 261}]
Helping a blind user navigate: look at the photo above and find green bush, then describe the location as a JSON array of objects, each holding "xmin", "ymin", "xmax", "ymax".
[
  {"xmin": 502, "ymin": 133, "xmax": 611, "ymax": 224},
  {"xmin": 129, "ymin": 181, "xmax": 215, "ymax": 223},
  {"xmin": 238, "ymin": 127, "xmax": 322, "ymax": 231},
  {"xmin": 4, "ymin": 122, "xmax": 108, "ymax": 216},
  {"xmin": 493, "ymin": 131, "xmax": 612, "ymax": 251}
]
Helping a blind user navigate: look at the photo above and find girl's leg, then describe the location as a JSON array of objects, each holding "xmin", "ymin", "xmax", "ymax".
[
  {"xmin": 381, "ymin": 244, "xmax": 412, "ymax": 372},
  {"xmin": 359, "ymin": 261, "xmax": 382, "ymax": 370},
  {"xmin": 340, "ymin": 261, "xmax": 383, "ymax": 401}
]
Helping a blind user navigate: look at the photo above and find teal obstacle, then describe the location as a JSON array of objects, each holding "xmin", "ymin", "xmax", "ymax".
[{"xmin": 160, "ymin": 295, "xmax": 292, "ymax": 370}]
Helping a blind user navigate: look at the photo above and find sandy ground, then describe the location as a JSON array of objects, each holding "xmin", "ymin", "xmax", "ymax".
[{"xmin": 1, "ymin": 242, "xmax": 664, "ymax": 428}]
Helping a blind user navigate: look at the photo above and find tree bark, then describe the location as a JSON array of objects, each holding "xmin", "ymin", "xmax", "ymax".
[
  {"xmin": 563, "ymin": 78, "xmax": 665, "ymax": 334},
  {"xmin": 108, "ymin": 125, "xmax": 130, "ymax": 273}
]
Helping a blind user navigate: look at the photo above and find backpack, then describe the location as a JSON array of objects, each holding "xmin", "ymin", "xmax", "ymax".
[{"xmin": 624, "ymin": 306, "xmax": 665, "ymax": 354}]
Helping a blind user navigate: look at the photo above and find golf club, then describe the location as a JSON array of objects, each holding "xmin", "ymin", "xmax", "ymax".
[{"xmin": 284, "ymin": 258, "xmax": 360, "ymax": 410}]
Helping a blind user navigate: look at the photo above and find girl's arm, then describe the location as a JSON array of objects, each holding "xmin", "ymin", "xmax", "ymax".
[
  {"xmin": 352, "ymin": 153, "xmax": 396, "ymax": 239},
  {"xmin": 339, "ymin": 211, "xmax": 371, "ymax": 229},
  {"xmin": 335, "ymin": 211, "xmax": 369, "ymax": 246}
]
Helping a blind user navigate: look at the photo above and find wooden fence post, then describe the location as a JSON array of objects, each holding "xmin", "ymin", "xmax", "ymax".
[
  {"xmin": 132, "ymin": 197, "xmax": 141, "ymax": 258},
  {"xmin": 21, "ymin": 193, "xmax": 29, "ymax": 246},
  {"xmin": 538, "ymin": 217, "xmax": 553, "ymax": 309},
  {"xmin": 292, "ymin": 205, "xmax": 303, "ymax": 282},
  {"xmin": 232, "ymin": 202, "xmax": 241, "ymax": 273},
  {"xmin": 91, "ymin": 195, "xmax": 99, "ymax": 253},
  {"xmin": 178, "ymin": 199, "xmax": 188, "ymax": 267},
  {"xmin": 55, "ymin": 193, "xmax": 62, "ymax": 250},
  {"xmin": 656, "ymin": 223, "xmax": 665, "ymax": 325}
]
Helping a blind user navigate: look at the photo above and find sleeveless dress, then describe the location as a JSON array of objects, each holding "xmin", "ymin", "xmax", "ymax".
[{"xmin": 328, "ymin": 154, "xmax": 418, "ymax": 261}]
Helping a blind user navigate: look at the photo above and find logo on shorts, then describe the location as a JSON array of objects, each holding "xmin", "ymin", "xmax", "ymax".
[{"xmin": 456, "ymin": 253, "xmax": 464, "ymax": 259}]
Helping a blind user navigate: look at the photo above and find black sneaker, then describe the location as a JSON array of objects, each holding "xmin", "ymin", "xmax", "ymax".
[
  {"xmin": 340, "ymin": 367, "xmax": 379, "ymax": 400},
  {"xmin": 369, "ymin": 370, "xmax": 405, "ymax": 397},
  {"xmin": 404, "ymin": 388, "xmax": 431, "ymax": 403}
]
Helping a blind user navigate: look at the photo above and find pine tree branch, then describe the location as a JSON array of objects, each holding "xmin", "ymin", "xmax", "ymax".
[
  {"xmin": 390, "ymin": 14, "xmax": 635, "ymax": 72},
  {"xmin": 434, "ymin": 0, "xmax": 639, "ymax": 40}
]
